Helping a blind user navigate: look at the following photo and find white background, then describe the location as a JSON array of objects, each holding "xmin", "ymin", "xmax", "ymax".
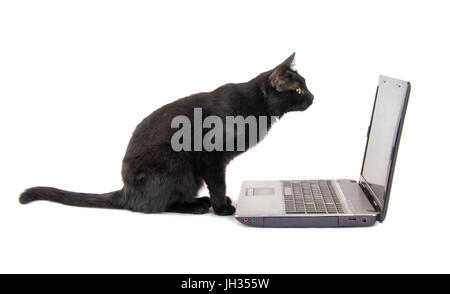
[{"xmin": 1, "ymin": 0, "xmax": 449, "ymax": 274}]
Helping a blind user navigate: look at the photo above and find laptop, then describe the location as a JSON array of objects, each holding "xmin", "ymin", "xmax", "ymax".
[{"xmin": 235, "ymin": 75, "xmax": 411, "ymax": 227}]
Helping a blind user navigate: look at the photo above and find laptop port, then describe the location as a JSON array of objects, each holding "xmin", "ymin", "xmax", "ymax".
[{"xmin": 348, "ymin": 217, "xmax": 357, "ymax": 221}]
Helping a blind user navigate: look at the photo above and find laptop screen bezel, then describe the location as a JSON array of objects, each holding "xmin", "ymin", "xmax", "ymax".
[{"xmin": 359, "ymin": 76, "xmax": 411, "ymax": 222}]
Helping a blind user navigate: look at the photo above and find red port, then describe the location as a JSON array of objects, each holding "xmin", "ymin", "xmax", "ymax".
[{"xmin": 243, "ymin": 218, "xmax": 249, "ymax": 222}]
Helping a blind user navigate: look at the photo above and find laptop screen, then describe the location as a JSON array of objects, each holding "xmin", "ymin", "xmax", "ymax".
[{"xmin": 361, "ymin": 76, "xmax": 410, "ymax": 213}]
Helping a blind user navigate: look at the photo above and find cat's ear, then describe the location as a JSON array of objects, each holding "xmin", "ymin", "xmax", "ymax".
[
  {"xmin": 269, "ymin": 53, "xmax": 296, "ymax": 91},
  {"xmin": 280, "ymin": 52, "xmax": 296, "ymax": 68}
]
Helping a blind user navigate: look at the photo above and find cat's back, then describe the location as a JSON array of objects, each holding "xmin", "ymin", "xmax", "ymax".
[
  {"xmin": 126, "ymin": 81, "xmax": 259, "ymax": 151},
  {"xmin": 140, "ymin": 82, "xmax": 248, "ymax": 128}
]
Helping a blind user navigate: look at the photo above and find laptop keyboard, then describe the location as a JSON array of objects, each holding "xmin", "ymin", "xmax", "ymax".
[{"xmin": 283, "ymin": 180, "xmax": 344, "ymax": 214}]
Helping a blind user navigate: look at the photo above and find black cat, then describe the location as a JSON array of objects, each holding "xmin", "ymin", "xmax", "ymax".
[{"xmin": 19, "ymin": 53, "xmax": 314, "ymax": 215}]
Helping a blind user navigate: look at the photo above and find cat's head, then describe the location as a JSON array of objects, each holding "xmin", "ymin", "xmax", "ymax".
[{"xmin": 264, "ymin": 53, "xmax": 314, "ymax": 115}]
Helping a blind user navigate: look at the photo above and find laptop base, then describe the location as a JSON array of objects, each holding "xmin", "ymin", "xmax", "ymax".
[
  {"xmin": 235, "ymin": 179, "xmax": 378, "ymax": 228},
  {"xmin": 236, "ymin": 215, "xmax": 377, "ymax": 227}
]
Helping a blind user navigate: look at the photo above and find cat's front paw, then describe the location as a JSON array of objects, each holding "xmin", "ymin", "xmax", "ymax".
[
  {"xmin": 213, "ymin": 203, "xmax": 236, "ymax": 216},
  {"xmin": 225, "ymin": 196, "xmax": 233, "ymax": 205}
]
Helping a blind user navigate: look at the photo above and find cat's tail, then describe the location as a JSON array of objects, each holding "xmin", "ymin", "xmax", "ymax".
[{"xmin": 19, "ymin": 187, "xmax": 123, "ymax": 209}]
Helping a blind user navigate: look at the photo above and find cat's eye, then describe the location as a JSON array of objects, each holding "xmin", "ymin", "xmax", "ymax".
[{"xmin": 296, "ymin": 88, "xmax": 302, "ymax": 95}]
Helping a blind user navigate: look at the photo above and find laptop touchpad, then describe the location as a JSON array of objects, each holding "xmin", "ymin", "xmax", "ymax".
[{"xmin": 246, "ymin": 187, "xmax": 275, "ymax": 196}]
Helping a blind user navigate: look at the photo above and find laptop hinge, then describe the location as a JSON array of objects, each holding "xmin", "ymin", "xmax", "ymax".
[{"xmin": 358, "ymin": 181, "xmax": 381, "ymax": 213}]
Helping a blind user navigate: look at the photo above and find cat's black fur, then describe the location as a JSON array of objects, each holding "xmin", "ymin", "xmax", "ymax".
[{"xmin": 19, "ymin": 53, "xmax": 314, "ymax": 215}]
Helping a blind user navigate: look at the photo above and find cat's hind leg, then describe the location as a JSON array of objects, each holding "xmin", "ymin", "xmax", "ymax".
[
  {"xmin": 196, "ymin": 196, "xmax": 211, "ymax": 207},
  {"xmin": 166, "ymin": 197, "xmax": 211, "ymax": 214}
]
